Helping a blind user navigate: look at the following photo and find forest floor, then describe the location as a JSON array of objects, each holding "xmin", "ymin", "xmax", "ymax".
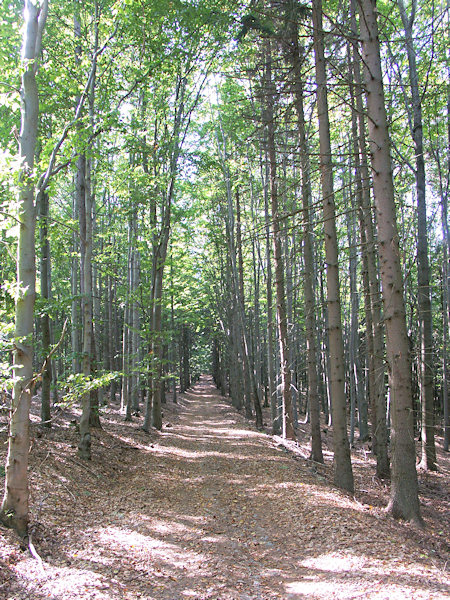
[{"xmin": 0, "ymin": 376, "xmax": 449, "ymax": 600}]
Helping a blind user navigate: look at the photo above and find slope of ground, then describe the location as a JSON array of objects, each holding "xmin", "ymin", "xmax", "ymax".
[{"xmin": 0, "ymin": 376, "xmax": 448, "ymax": 599}]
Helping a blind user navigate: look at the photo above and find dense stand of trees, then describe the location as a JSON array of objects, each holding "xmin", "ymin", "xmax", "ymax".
[{"xmin": 0, "ymin": 0, "xmax": 448, "ymax": 537}]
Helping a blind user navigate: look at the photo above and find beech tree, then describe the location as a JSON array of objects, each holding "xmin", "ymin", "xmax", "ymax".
[{"xmin": 0, "ymin": 0, "xmax": 48, "ymax": 538}]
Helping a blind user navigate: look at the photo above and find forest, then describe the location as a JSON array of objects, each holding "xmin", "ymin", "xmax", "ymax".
[{"xmin": 0, "ymin": 0, "xmax": 449, "ymax": 598}]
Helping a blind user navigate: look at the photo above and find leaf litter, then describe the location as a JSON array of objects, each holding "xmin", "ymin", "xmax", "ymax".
[{"xmin": 0, "ymin": 375, "xmax": 448, "ymax": 599}]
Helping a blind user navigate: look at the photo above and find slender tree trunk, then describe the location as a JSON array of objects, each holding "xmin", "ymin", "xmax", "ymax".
[
  {"xmin": 444, "ymin": 18, "xmax": 450, "ymax": 451},
  {"xmin": 39, "ymin": 191, "xmax": 52, "ymax": 427},
  {"xmin": 78, "ymin": 2, "xmax": 99, "ymax": 455},
  {"xmin": 358, "ymin": 0, "xmax": 422, "ymax": 523},
  {"xmin": 264, "ymin": 167, "xmax": 278, "ymax": 432},
  {"xmin": 318, "ymin": 268, "xmax": 331, "ymax": 425},
  {"xmin": 439, "ymin": 79, "xmax": 450, "ymax": 450},
  {"xmin": 108, "ymin": 272, "xmax": 118, "ymax": 403},
  {"xmin": 78, "ymin": 155, "xmax": 93, "ymax": 459},
  {"xmin": 123, "ymin": 225, "xmax": 132, "ymax": 419},
  {"xmin": 350, "ymin": 0, "xmax": 390, "ymax": 475},
  {"xmin": 236, "ymin": 189, "xmax": 253, "ymax": 419},
  {"xmin": 71, "ymin": 193, "xmax": 80, "ymax": 374},
  {"xmin": 216, "ymin": 120, "xmax": 263, "ymax": 428},
  {"xmin": 312, "ymin": 0, "xmax": 354, "ymax": 491},
  {"xmin": 170, "ymin": 258, "xmax": 178, "ymax": 403},
  {"xmin": 152, "ymin": 260, "xmax": 166, "ymax": 430},
  {"xmin": 88, "ymin": 162, "xmax": 102, "ymax": 430},
  {"xmin": 264, "ymin": 41, "xmax": 295, "ymax": 440},
  {"xmin": 130, "ymin": 243, "xmax": 141, "ymax": 414},
  {"xmin": 397, "ymin": 0, "xmax": 436, "ymax": 471},
  {"xmin": 285, "ymin": 22, "xmax": 323, "ymax": 461},
  {"xmin": 1, "ymin": 0, "xmax": 48, "ymax": 537},
  {"xmin": 181, "ymin": 323, "xmax": 190, "ymax": 393},
  {"xmin": 442, "ymin": 186, "xmax": 449, "ymax": 452}
]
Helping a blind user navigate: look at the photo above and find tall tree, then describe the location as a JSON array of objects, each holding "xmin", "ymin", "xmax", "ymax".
[
  {"xmin": 0, "ymin": 0, "xmax": 48, "ymax": 538},
  {"xmin": 357, "ymin": 0, "xmax": 422, "ymax": 523},
  {"xmin": 77, "ymin": 1, "xmax": 100, "ymax": 458},
  {"xmin": 263, "ymin": 40, "xmax": 295, "ymax": 440},
  {"xmin": 349, "ymin": 0, "xmax": 389, "ymax": 477},
  {"xmin": 39, "ymin": 190, "xmax": 52, "ymax": 427},
  {"xmin": 283, "ymin": 5, "xmax": 323, "ymax": 461},
  {"xmin": 397, "ymin": 0, "xmax": 436, "ymax": 471},
  {"xmin": 312, "ymin": 0, "xmax": 354, "ymax": 491}
]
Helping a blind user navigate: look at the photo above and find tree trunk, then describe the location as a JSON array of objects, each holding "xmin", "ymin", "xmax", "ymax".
[
  {"xmin": 130, "ymin": 243, "xmax": 141, "ymax": 415},
  {"xmin": 397, "ymin": 0, "xmax": 436, "ymax": 471},
  {"xmin": 151, "ymin": 260, "xmax": 166, "ymax": 430},
  {"xmin": 312, "ymin": 0, "xmax": 354, "ymax": 492},
  {"xmin": 71, "ymin": 193, "xmax": 81, "ymax": 374},
  {"xmin": 216, "ymin": 119, "xmax": 263, "ymax": 428},
  {"xmin": 444, "ymin": 22, "xmax": 450, "ymax": 452},
  {"xmin": 122, "ymin": 225, "xmax": 132, "ymax": 419},
  {"xmin": 442, "ymin": 181, "xmax": 449, "ymax": 452},
  {"xmin": 344, "ymin": 177, "xmax": 365, "ymax": 445},
  {"xmin": 235, "ymin": 189, "xmax": 253, "ymax": 420},
  {"xmin": 350, "ymin": 0, "xmax": 390, "ymax": 475},
  {"xmin": 78, "ymin": 154, "xmax": 93, "ymax": 459},
  {"xmin": 1, "ymin": 0, "xmax": 48, "ymax": 538},
  {"xmin": 357, "ymin": 0, "xmax": 422, "ymax": 524},
  {"xmin": 39, "ymin": 191, "xmax": 52, "ymax": 427},
  {"xmin": 264, "ymin": 41, "xmax": 295, "ymax": 440},
  {"xmin": 264, "ymin": 164, "xmax": 278, "ymax": 433},
  {"xmin": 285, "ymin": 20, "xmax": 323, "ymax": 462},
  {"xmin": 440, "ymin": 82, "xmax": 450, "ymax": 451}
]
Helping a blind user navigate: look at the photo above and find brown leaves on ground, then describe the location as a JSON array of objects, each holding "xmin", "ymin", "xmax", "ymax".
[{"xmin": 0, "ymin": 376, "xmax": 448, "ymax": 600}]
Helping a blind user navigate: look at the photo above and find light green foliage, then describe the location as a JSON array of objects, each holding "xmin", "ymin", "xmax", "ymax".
[
  {"xmin": 57, "ymin": 371, "xmax": 120, "ymax": 409},
  {"xmin": 0, "ymin": 0, "xmax": 447, "ymax": 461}
]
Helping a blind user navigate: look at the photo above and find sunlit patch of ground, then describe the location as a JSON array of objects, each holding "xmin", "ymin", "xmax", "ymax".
[
  {"xmin": 284, "ymin": 551, "xmax": 448, "ymax": 599},
  {"xmin": 0, "ymin": 375, "xmax": 448, "ymax": 600}
]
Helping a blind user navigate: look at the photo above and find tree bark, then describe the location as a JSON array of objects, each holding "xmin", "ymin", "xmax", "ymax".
[
  {"xmin": 357, "ymin": 0, "xmax": 422, "ymax": 523},
  {"xmin": 397, "ymin": 0, "xmax": 436, "ymax": 471},
  {"xmin": 235, "ymin": 189, "xmax": 253, "ymax": 420},
  {"xmin": 284, "ymin": 18, "xmax": 323, "ymax": 462},
  {"xmin": 264, "ymin": 163, "xmax": 278, "ymax": 433},
  {"xmin": 1, "ymin": 0, "xmax": 48, "ymax": 538},
  {"xmin": 263, "ymin": 41, "xmax": 295, "ymax": 440},
  {"xmin": 77, "ymin": 2, "xmax": 99, "ymax": 456},
  {"xmin": 39, "ymin": 191, "xmax": 52, "ymax": 427},
  {"xmin": 350, "ymin": 0, "xmax": 390, "ymax": 475},
  {"xmin": 312, "ymin": 0, "xmax": 354, "ymax": 491},
  {"xmin": 71, "ymin": 193, "xmax": 81, "ymax": 374},
  {"xmin": 78, "ymin": 154, "xmax": 94, "ymax": 459}
]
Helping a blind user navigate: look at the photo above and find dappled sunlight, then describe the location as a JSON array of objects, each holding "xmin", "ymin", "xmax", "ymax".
[
  {"xmin": 246, "ymin": 480, "xmax": 322, "ymax": 499},
  {"xmin": 102, "ymin": 430, "xmax": 154, "ymax": 453},
  {"xmin": 142, "ymin": 513, "xmax": 207, "ymax": 533},
  {"xmin": 199, "ymin": 427, "xmax": 266, "ymax": 439},
  {"xmin": 5, "ymin": 376, "xmax": 447, "ymax": 600},
  {"xmin": 284, "ymin": 552, "xmax": 449, "ymax": 599},
  {"xmin": 139, "ymin": 516, "xmax": 200, "ymax": 536},
  {"xmin": 285, "ymin": 578, "xmax": 410, "ymax": 600},
  {"xmin": 300, "ymin": 553, "xmax": 371, "ymax": 572},
  {"xmin": 150, "ymin": 443, "xmax": 263, "ymax": 462},
  {"xmin": 15, "ymin": 561, "xmax": 120, "ymax": 599},
  {"xmin": 178, "ymin": 419, "xmax": 241, "ymax": 430},
  {"xmin": 97, "ymin": 525, "xmax": 210, "ymax": 573}
]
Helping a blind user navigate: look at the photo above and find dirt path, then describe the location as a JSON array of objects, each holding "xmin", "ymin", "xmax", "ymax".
[{"xmin": 1, "ymin": 376, "xmax": 449, "ymax": 599}]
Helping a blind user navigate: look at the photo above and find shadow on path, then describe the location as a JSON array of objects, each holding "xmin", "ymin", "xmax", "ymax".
[{"xmin": 3, "ymin": 375, "xmax": 448, "ymax": 600}]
